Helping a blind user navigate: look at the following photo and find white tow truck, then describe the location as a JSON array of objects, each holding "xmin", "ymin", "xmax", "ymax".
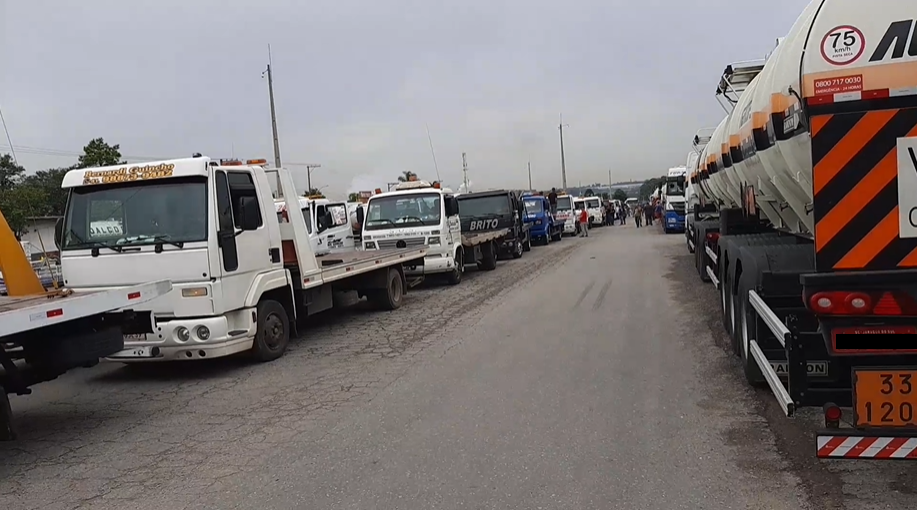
[
  {"xmin": 274, "ymin": 195, "xmax": 356, "ymax": 255},
  {"xmin": 56, "ymin": 156, "xmax": 427, "ymax": 363},
  {"xmin": 362, "ymin": 180, "xmax": 507, "ymax": 285}
]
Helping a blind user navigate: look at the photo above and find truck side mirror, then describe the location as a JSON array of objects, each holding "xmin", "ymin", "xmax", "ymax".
[
  {"xmin": 54, "ymin": 218, "xmax": 63, "ymax": 249},
  {"xmin": 239, "ymin": 197, "xmax": 261, "ymax": 231},
  {"xmin": 445, "ymin": 197, "xmax": 458, "ymax": 216}
]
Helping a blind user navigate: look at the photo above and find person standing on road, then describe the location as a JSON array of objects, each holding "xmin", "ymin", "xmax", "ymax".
[
  {"xmin": 644, "ymin": 203, "xmax": 654, "ymax": 226},
  {"xmin": 634, "ymin": 205, "xmax": 643, "ymax": 228},
  {"xmin": 548, "ymin": 188, "xmax": 558, "ymax": 216},
  {"xmin": 579, "ymin": 207, "xmax": 589, "ymax": 237}
]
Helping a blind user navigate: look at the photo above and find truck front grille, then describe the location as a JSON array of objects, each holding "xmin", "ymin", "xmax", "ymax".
[{"xmin": 377, "ymin": 237, "xmax": 427, "ymax": 249}]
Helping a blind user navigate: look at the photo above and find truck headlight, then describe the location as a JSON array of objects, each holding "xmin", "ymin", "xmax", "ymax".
[
  {"xmin": 428, "ymin": 236, "xmax": 440, "ymax": 245},
  {"xmin": 535, "ymin": 219, "xmax": 543, "ymax": 225},
  {"xmin": 364, "ymin": 241, "xmax": 375, "ymax": 249}
]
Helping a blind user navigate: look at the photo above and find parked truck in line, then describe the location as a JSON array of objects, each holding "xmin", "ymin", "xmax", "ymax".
[
  {"xmin": 684, "ymin": 0, "xmax": 917, "ymax": 460},
  {"xmin": 275, "ymin": 195, "xmax": 355, "ymax": 255},
  {"xmin": 56, "ymin": 156, "xmax": 427, "ymax": 364},
  {"xmin": 456, "ymin": 189, "xmax": 532, "ymax": 258},
  {"xmin": 521, "ymin": 193, "xmax": 564, "ymax": 244},
  {"xmin": 362, "ymin": 179, "xmax": 506, "ymax": 285},
  {"xmin": 661, "ymin": 166, "xmax": 687, "ymax": 234},
  {"xmin": 555, "ymin": 192, "xmax": 578, "ymax": 236}
]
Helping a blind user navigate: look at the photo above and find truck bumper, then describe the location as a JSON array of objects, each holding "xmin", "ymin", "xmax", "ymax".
[
  {"xmin": 405, "ymin": 253, "xmax": 451, "ymax": 276},
  {"xmin": 563, "ymin": 221, "xmax": 577, "ymax": 234},
  {"xmin": 106, "ymin": 312, "xmax": 257, "ymax": 362},
  {"xmin": 529, "ymin": 224, "xmax": 549, "ymax": 238}
]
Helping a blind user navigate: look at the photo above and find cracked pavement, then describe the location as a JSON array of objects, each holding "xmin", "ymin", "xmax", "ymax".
[{"xmin": 3, "ymin": 224, "xmax": 917, "ymax": 509}]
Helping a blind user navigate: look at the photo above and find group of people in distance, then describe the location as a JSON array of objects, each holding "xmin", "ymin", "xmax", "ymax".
[{"xmin": 542, "ymin": 187, "xmax": 664, "ymax": 235}]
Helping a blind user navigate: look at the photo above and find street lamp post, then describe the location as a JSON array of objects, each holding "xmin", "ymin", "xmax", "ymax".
[{"xmin": 306, "ymin": 164, "xmax": 321, "ymax": 192}]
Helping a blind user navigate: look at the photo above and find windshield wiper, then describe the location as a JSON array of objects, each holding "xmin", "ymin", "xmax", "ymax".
[
  {"xmin": 368, "ymin": 218, "xmax": 396, "ymax": 227},
  {"xmin": 118, "ymin": 234, "xmax": 185, "ymax": 250},
  {"xmin": 397, "ymin": 216, "xmax": 424, "ymax": 223}
]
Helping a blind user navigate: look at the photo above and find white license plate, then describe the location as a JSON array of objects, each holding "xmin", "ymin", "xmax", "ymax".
[
  {"xmin": 123, "ymin": 333, "xmax": 148, "ymax": 341},
  {"xmin": 109, "ymin": 346, "xmax": 155, "ymax": 358}
]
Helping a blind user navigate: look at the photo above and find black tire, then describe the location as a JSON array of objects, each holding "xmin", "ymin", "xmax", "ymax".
[
  {"xmin": 0, "ymin": 391, "xmax": 15, "ymax": 441},
  {"xmin": 512, "ymin": 239, "xmax": 524, "ymax": 259},
  {"xmin": 370, "ymin": 268, "xmax": 404, "ymax": 310},
  {"xmin": 551, "ymin": 228, "xmax": 562, "ymax": 242},
  {"xmin": 523, "ymin": 234, "xmax": 532, "ymax": 252},
  {"xmin": 446, "ymin": 249, "xmax": 463, "ymax": 285},
  {"xmin": 251, "ymin": 299, "xmax": 291, "ymax": 362},
  {"xmin": 478, "ymin": 241, "xmax": 498, "ymax": 271}
]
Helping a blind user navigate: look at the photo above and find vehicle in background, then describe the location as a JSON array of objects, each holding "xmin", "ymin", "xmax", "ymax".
[
  {"xmin": 58, "ymin": 156, "xmax": 427, "ymax": 364},
  {"xmin": 662, "ymin": 166, "xmax": 687, "ymax": 234},
  {"xmin": 583, "ymin": 196, "xmax": 605, "ymax": 227},
  {"xmin": 555, "ymin": 193, "xmax": 578, "ymax": 236},
  {"xmin": 684, "ymin": 130, "xmax": 717, "ymax": 254},
  {"xmin": 275, "ymin": 196, "xmax": 355, "ymax": 256},
  {"xmin": 456, "ymin": 189, "xmax": 531, "ymax": 259},
  {"xmin": 521, "ymin": 194, "xmax": 563, "ymax": 245},
  {"xmin": 347, "ymin": 202, "xmax": 366, "ymax": 244},
  {"xmin": 684, "ymin": 0, "xmax": 917, "ymax": 460},
  {"xmin": 625, "ymin": 197, "xmax": 638, "ymax": 211}
]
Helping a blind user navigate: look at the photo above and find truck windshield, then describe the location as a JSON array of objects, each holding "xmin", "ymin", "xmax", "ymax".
[
  {"xmin": 556, "ymin": 196, "xmax": 572, "ymax": 211},
  {"xmin": 666, "ymin": 178, "xmax": 685, "ymax": 196},
  {"xmin": 62, "ymin": 177, "xmax": 208, "ymax": 250},
  {"xmin": 457, "ymin": 195, "xmax": 511, "ymax": 217},
  {"xmin": 585, "ymin": 198, "xmax": 601, "ymax": 208},
  {"xmin": 523, "ymin": 200, "xmax": 543, "ymax": 213},
  {"xmin": 365, "ymin": 193, "xmax": 441, "ymax": 230}
]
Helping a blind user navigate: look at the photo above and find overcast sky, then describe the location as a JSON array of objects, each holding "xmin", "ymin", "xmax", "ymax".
[{"xmin": 1, "ymin": 0, "xmax": 805, "ymax": 197}]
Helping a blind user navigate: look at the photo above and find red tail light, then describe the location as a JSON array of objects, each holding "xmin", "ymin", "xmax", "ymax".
[
  {"xmin": 807, "ymin": 291, "xmax": 914, "ymax": 316},
  {"xmin": 706, "ymin": 232, "xmax": 720, "ymax": 243}
]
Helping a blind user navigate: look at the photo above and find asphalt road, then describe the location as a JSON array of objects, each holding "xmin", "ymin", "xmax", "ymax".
[{"xmin": 2, "ymin": 222, "xmax": 917, "ymax": 509}]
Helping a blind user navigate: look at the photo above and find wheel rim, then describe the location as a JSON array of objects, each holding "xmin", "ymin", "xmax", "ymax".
[
  {"xmin": 456, "ymin": 252, "xmax": 464, "ymax": 275},
  {"xmin": 390, "ymin": 275, "xmax": 403, "ymax": 303},
  {"xmin": 263, "ymin": 313, "xmax": 284, "ymax": 351},
  {"xmin": 517, "ymin": 241, "xmax": 523, "ymax": 255}
]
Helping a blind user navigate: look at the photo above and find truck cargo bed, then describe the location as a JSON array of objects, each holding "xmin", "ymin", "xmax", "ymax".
[
  {"xmin": 461, "ymin": 229, "xmax": 509, "ymax": 247},
  {"xmin": 315, "ymin": 247, "xmax": 427, "ymax": 285}
]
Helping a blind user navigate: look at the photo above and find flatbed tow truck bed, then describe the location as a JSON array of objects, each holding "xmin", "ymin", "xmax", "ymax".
[
  {"xmin": 1, "ymin": 279, "xmax": 172, "ymax": 439},
  {"xmin": 286, "ymin": 246, "xmax": 428, "ymax": 287}
]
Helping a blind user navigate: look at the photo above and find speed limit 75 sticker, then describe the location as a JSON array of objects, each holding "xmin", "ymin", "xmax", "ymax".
[{"xmin": 821, "ymin": 25, "xmax": 865, "ymax": 66}]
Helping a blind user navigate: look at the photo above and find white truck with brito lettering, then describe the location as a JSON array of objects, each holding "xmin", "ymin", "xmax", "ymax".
[
  {"xmin": 57, "ymin": 156, "xmax": 427, "ymax": 362},
  {"xmin": 362, "ymin": 180, "xmax": 507, "ymax": 285}
]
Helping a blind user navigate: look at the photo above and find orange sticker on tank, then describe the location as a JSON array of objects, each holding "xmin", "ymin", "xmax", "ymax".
[{"xmin": 814, "ymin": 75, "xmax": 863, "ymax": 96}]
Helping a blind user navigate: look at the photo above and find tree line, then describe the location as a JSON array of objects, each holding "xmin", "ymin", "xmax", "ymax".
[{"xmin": 0, "ymin": 138, "xmax": 124, "ymax": 238}]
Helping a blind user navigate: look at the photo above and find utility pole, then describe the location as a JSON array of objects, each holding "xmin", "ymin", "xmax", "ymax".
[
  {"xmin": 306, "ymin": 164, "xmax": 322, "ymax": 193},
  {"xmin": 462, "ymin": 152, "xmax": 469, "ymax": 192},
  {"xmin": 263, "ymin": 45, "xmax": 282, "ymax": 170},
  {"xmin": 558, "ymin": 114, "xmax": 569, "ymax": 189},
  {"xmin": 608, "ymin": 168, "xmax": 613, "ymax": 187},
  {"xmin": 528, "ymin": 161, "xmax": 532, "ymax": 190}
]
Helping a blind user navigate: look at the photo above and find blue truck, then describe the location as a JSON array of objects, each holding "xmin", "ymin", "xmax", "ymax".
[{"xmin": 521, "ymin": 194, "xmax": 564, "ymax": 245}]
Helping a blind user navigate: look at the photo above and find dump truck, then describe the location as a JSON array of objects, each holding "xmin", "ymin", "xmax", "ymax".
[{"xmin": 686, "ymin": 0, "xmax": 917, "ymax": 459}]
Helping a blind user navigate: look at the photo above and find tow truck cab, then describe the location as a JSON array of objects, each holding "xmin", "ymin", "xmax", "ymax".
[
  {"xmin": 361, "ymin": 180, "xmax": 462, "ymax": 278},
  {"xmin": 275, "ymin": 196, "xmax": 354, "ymax": 256},
  {"xmin": 662, "ymin": 166, "xmax": 686, "ymax": 233},
  {"xmin": 583, "ymin": 196, "xmax": 604, "ymax": 226},
  {"xmin": 456, "ymin": 190, "xmax": 530, "ymax": 259},
  {"xmin": 521, "ymin": 193, "xmax": 563, "ymax": 244},
  {"xmin": 555, "ymin": 193, "xmax": 577, "ymax": 235}
]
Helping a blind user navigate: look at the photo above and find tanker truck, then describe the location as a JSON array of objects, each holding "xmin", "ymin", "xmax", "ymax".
[{"xmin": 686, "ymin": 0, "xmax": 917, "ymax": 460}]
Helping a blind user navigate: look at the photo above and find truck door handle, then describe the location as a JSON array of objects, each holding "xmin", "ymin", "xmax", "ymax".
[{"xmin": 269, "ymin": 247, "xmax": 281, "ymax": 263}]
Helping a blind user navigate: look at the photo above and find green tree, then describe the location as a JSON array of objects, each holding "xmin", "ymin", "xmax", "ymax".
[
  {"xmin": 584, "ymin": 188, "xmax": 595, "ymax": 197},
  {"xmin": 78, "ymin": 138, "xmax": 124, "ymax": 168},
  {"xmin": 0, "ymin": 185, "xmax": 47, "ymax": 239},
  {"xmin": 20, "ymin": 166, "xmax": 75, "ymax": 217},
  {"xmin": 612, "ymin": 189, "xmax": 628, "ymax": 202},
  {"xmin": 639, "ymin": 177, "xmax": 666, "ymax": 200},
  {"xmin": 0, "ymin": 154, "xmax": 25, "ymax": 191},
  {"xmin": 600, "ymin": 192, "xmax": 610, "ymax": 200},
  {"xmin": 397, "ymin": 171, "xmax": 418, "ymax": 182},
  {"xmin": 347, "ymin": 192, "xmax": 360, "ymax": 202},
  {"xmin": 304, "ymin": 188, "xmax": 325, "ymax": 198}
]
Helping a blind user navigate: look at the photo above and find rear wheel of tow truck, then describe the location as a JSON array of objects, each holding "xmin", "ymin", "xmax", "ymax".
[
  {"xmin": 551, "ymin": 228, "xmax": 562, "ymax": 242},
  {"xmin": 370, "ymin": 268, "xmax": 404, "ymax": 310},
  {"xmin": 251, "ymin": 299, "xmax": 291, "ymax": 362},
  {"xmin": 478, "ymin": 241, "xmax": 498, "ymax": 271},
  {"xmin": 446, "ymin": 249, "xmax": 464, "ymax": 285},
  {"xmin": 0, "ymin": 390, "xmax": 15, "ymax": 441}
]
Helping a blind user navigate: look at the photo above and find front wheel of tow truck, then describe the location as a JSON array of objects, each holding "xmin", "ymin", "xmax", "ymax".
[
  {"xmin": 523, "ymin": 234, "xmax": 532, "ymax": 252},
  {"xmin": 551, "ymin": 228, "xmax": 563, "ymax": 242},
  {"xmin": 0, "ymin": 390, "xmax": 15, "ymax": 441},
  {"xmin": 369, "ymin": 268, "xmax": 404, "ymax": 310},
  {"xmin": 446, "ymin": 249, "xmax": 464, "ymax": 285},
  {"xmin": 512, "ymin": 239, "xmax": 524, "ymax": 259},
  {"xmin": 251, "ymin": 299, "xmax": 291, "ymax": 362},
  {"xmin": 478, "ymin": 241, "xmax": 498, "ymax": 271}
]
